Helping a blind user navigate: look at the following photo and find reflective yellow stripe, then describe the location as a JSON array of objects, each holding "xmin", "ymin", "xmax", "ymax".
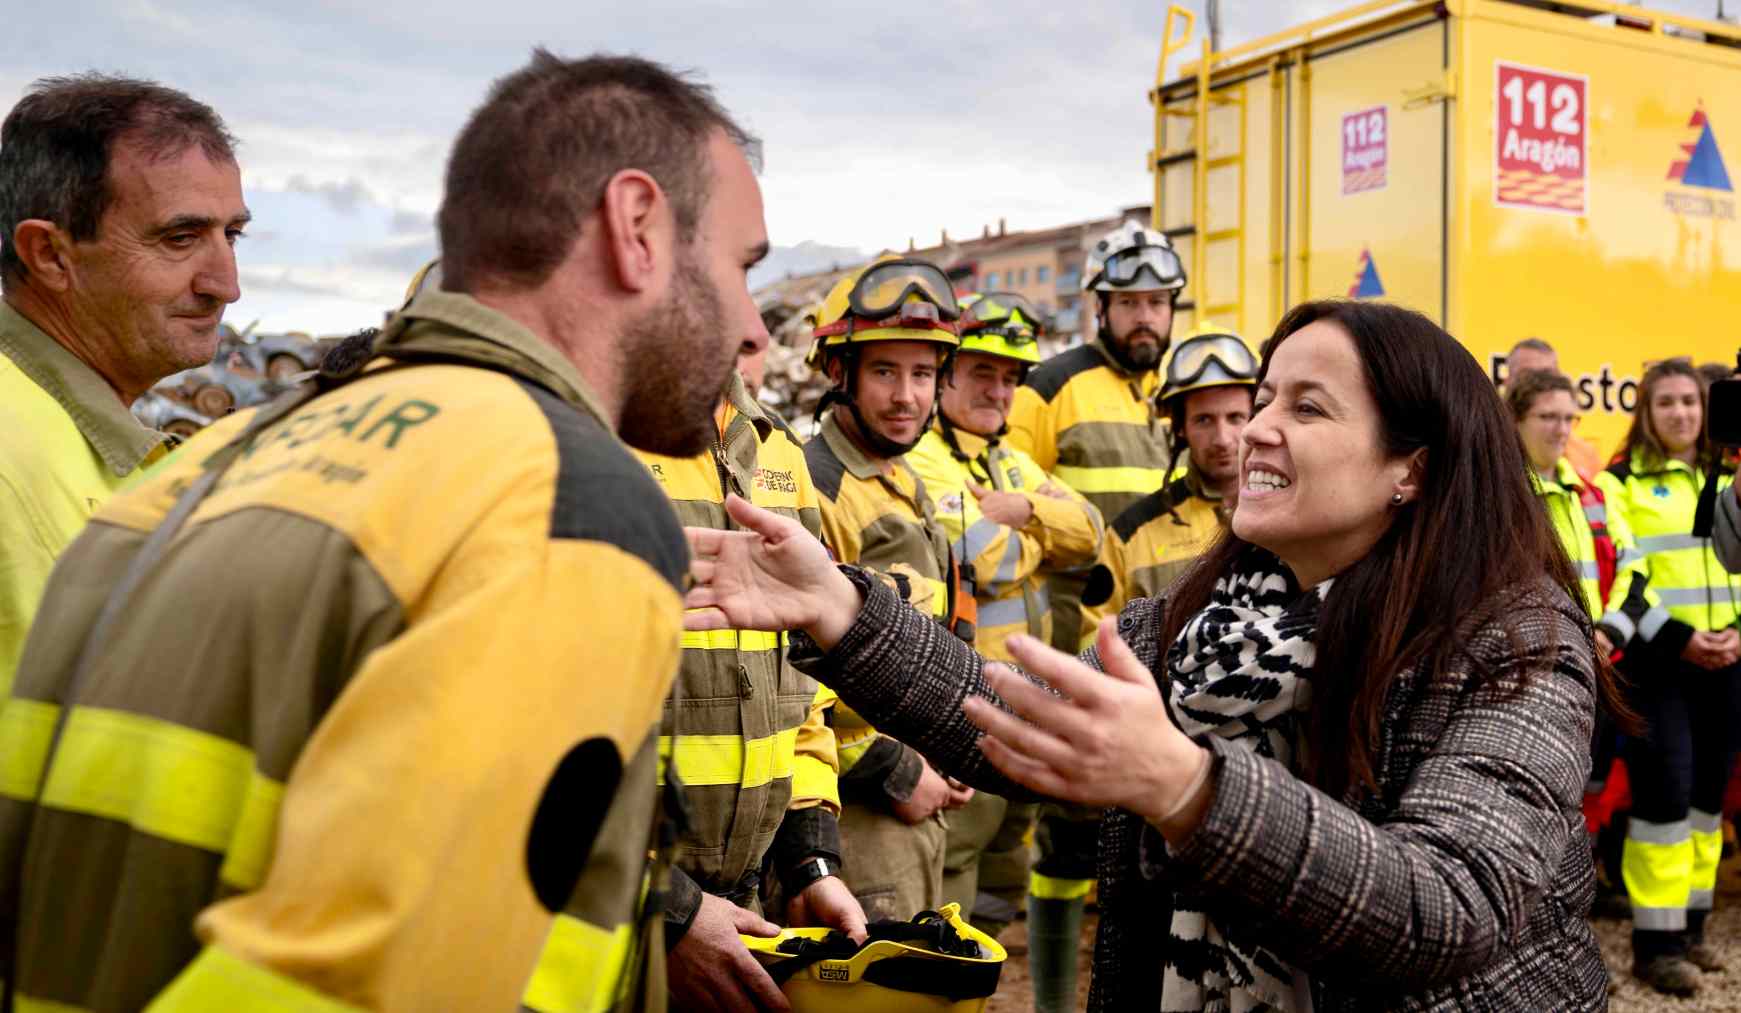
[
  {"xmin": 656, "ymin": 727, "xmax": 800, "ymax": 788},
  {"xmin": 522, "ymin": 914, "xmax": 635, "ymax": 1013},
  {"xmin": 835, "ymin": 726, "xmax": 879, "ymax": 772},
  {"xmin": 37, "ymin": 706, "xmax": 282, "ymax": 890},
  {"xmin": 14, "ymin": 992, "xmax": 90, "ymax": 1013},
  {"xmin": 791, "ymin": 753, "xmax": 840, "ymax": 809},
  {"xmin": 1051, "ymin": 464, "xmax": 1168, "ymax": 496},
  {"xmin": 1624, "ymin": 820, "xmax": 1694, "ymax": 928},
  {"xmin": 147, "ymin": 944, "xmax": 362, "ymax": 1011},
  {"xmin": 1691, "ymin": 810, "xmax": 1723, "ymax": 896},
  {"xmin": 923, "ymin": 577, "xmax": 949, "ymax": 618},
  {"xmin": 1029, "ymin": 871, "xmax": 1095, "ymax": 900},
  {"xmin": 0, "ymin": 697, "xmax": 58, "ymax": 800},
  {"xmin": 678, "ymin": 628, "xmax": 789, "ymax": 652}
]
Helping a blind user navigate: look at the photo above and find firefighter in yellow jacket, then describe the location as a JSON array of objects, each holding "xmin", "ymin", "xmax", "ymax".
[
  {"xmin": 638, "ymin": 366, "xmax": 870, "ymax": 1009},
  {"xmin": 1595, "ymin": 359, "xmax": 1741, "ymax": 997},
  {"xmin": 0, "ymin": 53, "xmax": 768, "ymax": 1012},
  {"xmin": 908, "ymin": 293, "xmax": 1103, "ymax": 939},
  {"xmin": 1083, "ymin": 324, "xmax": 1257, "ymax": 632},
  {"xmin": 801, "ymin": 257, "xmax": 977, "ymax": 924},
  {"xmin": 1006, "ymin": 219, "xmax": 1185, "ymax": 654}
]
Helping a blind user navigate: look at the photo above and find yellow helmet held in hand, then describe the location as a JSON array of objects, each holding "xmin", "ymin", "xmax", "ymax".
[
  {"xmin": 956, "ymin": 292, "xmax": 1044, "ymax": 367},
  {"xmin": 1158, "ymin": 321, "xmax": 1258, "ymax": 408},
  {"xmin": 807, "ymin": 255, "xmax": 962, "ymax": 366},
  {"xmin": 742, "ymin": 903, "xmax": 1007, "ymax": 1013}
]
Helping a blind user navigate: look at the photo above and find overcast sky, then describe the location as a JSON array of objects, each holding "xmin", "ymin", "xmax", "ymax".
[{"xmin": 3, "ymin": 0, "xmax": 1726, "ymax": 334}]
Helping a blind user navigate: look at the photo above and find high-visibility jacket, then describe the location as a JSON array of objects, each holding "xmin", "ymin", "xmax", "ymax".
[
  {"xmin": 1005, "ymin": 339, "xmax": 1171, "ymax": 524},
  {"xmin": 907, "ymin": 422, "xmax": 1102, "ymax": 662},
  {"xmin": 0, "ymin": 301, "xmax": 169, "ymax": 698},
  {"xmin": 1081, "ymin": 465, "xmax": 1228, "ymax": 644},
  {"xmin": 636, "ymin": 373, "xmax": 840, "ymax": 922},
  {"xmin": 0, "ymin": 291, "xmax": 685, "ymax": 1012},
  {"xmin": 804, "ymin": 412, "xmax": 958, "ymax": 796},
  {"xmin": 1597, "ymin": 451, "xmax": 1740, "ymax": 657},
  {"xmin": 1531, "ymin": 458, "xmax": 1606, "ymax": 621}
]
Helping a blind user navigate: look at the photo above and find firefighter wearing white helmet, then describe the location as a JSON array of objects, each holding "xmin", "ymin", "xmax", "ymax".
[
  {"xmin": 1001, "ymin": 223, "xmax": 1185, "ymax": 1011},
  {"xmin": 803, "ymin": 257, "xmax": 979, "ymax": 927},
  {"xmin": 906, "ymin": 294, "xmax": 1105, "ymax": 939},
  {"xmin": 1083, "ymin": 323, "xmax": 1258, "ymax": 635}
]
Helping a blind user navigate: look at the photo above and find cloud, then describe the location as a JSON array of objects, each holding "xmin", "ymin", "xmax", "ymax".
[{"xmin": 283, "ymin": 175, "xmax": 375, "ymax": 216}]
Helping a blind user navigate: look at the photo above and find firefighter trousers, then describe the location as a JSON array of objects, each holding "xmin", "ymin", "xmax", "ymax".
[
  {"xmin": 1623, "ymin": 657, "xmax": 1741, "ymax": 960},
  {"xmin": 942, "ymin": 792, "xmax": 1037, "ymax": 927},
  {"xmin": 837, "ymin": 804, "xmax": 947, "ymax": 923}
]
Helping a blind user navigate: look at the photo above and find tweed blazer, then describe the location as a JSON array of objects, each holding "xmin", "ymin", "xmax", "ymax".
[{"xmin": 793, "ymin": 570, "xmax": 1609, "ymax": 1011}]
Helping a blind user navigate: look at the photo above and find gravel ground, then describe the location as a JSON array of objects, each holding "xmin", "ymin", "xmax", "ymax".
[
  {"xmin": 1598, "ymin": 852, "xmax": 1741, "ymax": 1012},
  {"xmin": 979, "ymin": 854, "xmax": 1741, "ymax": 1012}
]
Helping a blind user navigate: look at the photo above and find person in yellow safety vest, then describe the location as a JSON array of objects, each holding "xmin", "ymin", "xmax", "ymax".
[
  {"xmin": 0, "ymin": 53, "xmax": 770, "ymax": 1012},
  {"xmin": 801, "ymin": 257, "xmax": 978, "ymax": 925},
  {"xmin": 638, "ymin": 364, "xmax": 871, "ymax": 1010},
  {"xmin": 907, "ymin": 293, "xmax": 1104, "ymax": 940},
  {"xmin": 1006, "ymin": 219, "xmax": 1184, "ymax": 654},
  {"xmin": 1082, "ymin": 324, "xmax": 1257, "ymax": 635},
  {"xmin": 1594, "ymin": 358, "xmax": 1741, "ymax": 999}
]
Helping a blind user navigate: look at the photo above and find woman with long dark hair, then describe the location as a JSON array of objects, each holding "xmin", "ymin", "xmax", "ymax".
[
  {"xmin": 686, "ymin": 300, "xmax": 1626, "ymax": 1010},
  {"xmin": 1596, "ymin": 357, "xmax": 1741, "ymax": 997}
]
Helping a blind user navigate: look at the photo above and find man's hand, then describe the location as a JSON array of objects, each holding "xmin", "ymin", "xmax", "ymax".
[
  {"xmin": 686, "ymin": 494, "xmax": 863, "ymax": 649},
  {"xmin": 892, "ymin": 757, "xmax": 972, "ymax": 824},
  {"xmin": 668, "ymin": 892, "xmax": 791, "ymax": 1012},
  {"xmin": 969, "ymin": 482, "xmax": 1034, "ymax": 529},
  {"xmin": 1682, "ymin": 630, "xmax": 1740, "ymax": 670},
  {"xmin": 786, "ymin": 875, "xmax": 869, "ymax": 945}
]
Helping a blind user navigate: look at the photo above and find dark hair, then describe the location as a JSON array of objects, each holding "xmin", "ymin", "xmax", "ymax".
[
  {"xmin": 1622, "ymin": 357, "xmax": 1709, "ymax": 470},
  {"xmin": 0, "ymin": 73, "xmax": 236, "ymax": 286},
  {"xmin": 1697, "ymin": 361, "xmax": 1732, "ymax": 390},
  {"xmin": 1505, "ymin": 368, "xmax": 1575, "ymax": 421},
  {"xmin": 1165, "ymin": 383, "xmax": 1256, "ymax": 462},
  {"xmin": 1507, "ymin": 336, "xmax": 1555, "ymax": 359},
  {"xmin": 1163, "ymin": 300, "xmax": 1629, "ymax": 796},
  {"xmin": 437, "ymin": 50, "xmax": 760, "ymax": 293}
]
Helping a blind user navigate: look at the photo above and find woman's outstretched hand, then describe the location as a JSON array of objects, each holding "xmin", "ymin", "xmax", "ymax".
[
  {"xmin": 962, "ymin": 617, "xmax": 1214, "ymax": 842},
  {"xmin": 684, "ymin": 494, "xmax": 864, "ymax": 649}
]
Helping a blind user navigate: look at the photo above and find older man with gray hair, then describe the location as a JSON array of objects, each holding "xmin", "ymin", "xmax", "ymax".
[{"xmin": 0, "ymin": 74, "xmax": 247, "ymax": 695}]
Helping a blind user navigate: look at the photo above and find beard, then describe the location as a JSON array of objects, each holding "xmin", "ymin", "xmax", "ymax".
[
  {"xmin": 616, "ymin": 253, "xmax": 738, "ymax": 457},
  {"xmin": 1116, "ymin": 327, "xmax": 1165, "ymax": 369}
]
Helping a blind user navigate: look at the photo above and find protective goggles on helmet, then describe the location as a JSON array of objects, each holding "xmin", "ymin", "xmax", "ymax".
[
  {"xmin": 1165, "ymin": 333, "xmax": 1257, "ymax": 389},
  {"xmin": 961, "ymin": 292, "xmax": 1044, "ymax": 344},
  {"xmin": 1099, "ymin": 243, "xmax": 1186, "ymax": 290},
  {"xmin": 838, "ymin": 258, "xmax": 960, "ymax": 320}
]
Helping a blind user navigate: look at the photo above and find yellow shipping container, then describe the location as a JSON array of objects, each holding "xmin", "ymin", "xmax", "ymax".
[{"xmin": 1152, "ymin": 0, "xmax": 1741, "ymax": 460}]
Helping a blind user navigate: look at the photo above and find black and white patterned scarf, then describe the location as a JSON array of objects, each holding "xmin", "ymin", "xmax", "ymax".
[{"xmin": 1160, "ymin": 555, "xmax": 1327, "ymax": 1013}]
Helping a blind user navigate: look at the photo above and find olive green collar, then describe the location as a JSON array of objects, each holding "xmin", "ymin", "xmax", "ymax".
[
  {"xmin": 0, "ymin": 299, "xmax": 166, "ymax": 477},
  {"xmin": 387, "ymin": 289, "xmax": 613, "ymax": 428}
]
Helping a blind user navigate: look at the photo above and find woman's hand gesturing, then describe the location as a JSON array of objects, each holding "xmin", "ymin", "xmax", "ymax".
[
  {"xmin": 962, "ymin": 617, "xmax": 1214, "ymax": 841},
  {"xmin": 684, "ymin": 494, "xmax": 863, "ymax": 648}
]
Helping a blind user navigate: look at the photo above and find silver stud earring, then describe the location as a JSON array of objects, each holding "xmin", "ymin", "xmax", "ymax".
[{"xmin": 1391, "ymin": 492, "xmax": 1405, "ymax": 506}]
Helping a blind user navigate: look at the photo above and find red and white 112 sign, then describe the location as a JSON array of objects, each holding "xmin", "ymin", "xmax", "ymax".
[
  {"xmin": 1493, "ymin": 61, "xmax": 1587, "ymax": 214},
  {"xmin": 1341, "ymin": 106, "xmax": 1387, "ymax": 195}
]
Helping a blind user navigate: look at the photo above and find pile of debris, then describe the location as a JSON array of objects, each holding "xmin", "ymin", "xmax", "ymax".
[
  {"xmin": 753, "ymin": 264, "xmax": 860, "ymax": 430},
  {"xmin": 132, "ymin": 325, "xmax": 333, "ymax": 438}
]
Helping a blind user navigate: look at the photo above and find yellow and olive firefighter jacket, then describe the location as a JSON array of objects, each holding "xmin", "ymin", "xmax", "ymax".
[
  {"xmin": 1532, "ymin": 458, "xmax": 1605, "ymax": 622},
  {"xmin": 1081, "ymin": 462, "xmax": 1229, "ymax": 646},
  {"xmin": 636, "ymin": 373, "xmax": 841, "ymax": 927},
  {"xmin": 0, "ymin": 291, "xmax": 687, "ymax": 1013},
  {"xmin": 0, "ymin": 301, "xmax": 170, "ymax": 698},
  {"xmin": 803, "ymin": 411, "xmax": 961, "ymax": 804},
  {"xmin": 907, "ymin": 421, "xmax": 1103, "ymax": 662},
  {"xmin": 1596, "ymin": 451, "xmax": 1740, "ymax": 658},
  {"xmin": 1006, "ymin": 339, "xmax": 1171, "ymax": 527},
  {"xmin": 1005, "ymin": 339, "xmax": 1171, "ymax": 651}
]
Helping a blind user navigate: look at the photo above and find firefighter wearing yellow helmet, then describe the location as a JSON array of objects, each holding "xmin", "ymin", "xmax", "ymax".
[
  {"xmin": 1083, "ymin": 322, "xmax": 1259, "ymax": 635},
  {"xmin": 802, "ymin": 257, "xmax": 978, "ymax": 926},
  {"xmin": 906, "ymin": 294, "xmax": 1105, "ymax": 939}
]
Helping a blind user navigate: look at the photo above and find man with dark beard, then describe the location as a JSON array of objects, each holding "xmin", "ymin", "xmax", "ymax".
[
  {"xmin": 1002, "ymin": 220, "xmax": 1185, "ymax": 1011},
  {"xmin": 0, "ymin": 51, "xmax": 766, "ymax": 1011}
]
